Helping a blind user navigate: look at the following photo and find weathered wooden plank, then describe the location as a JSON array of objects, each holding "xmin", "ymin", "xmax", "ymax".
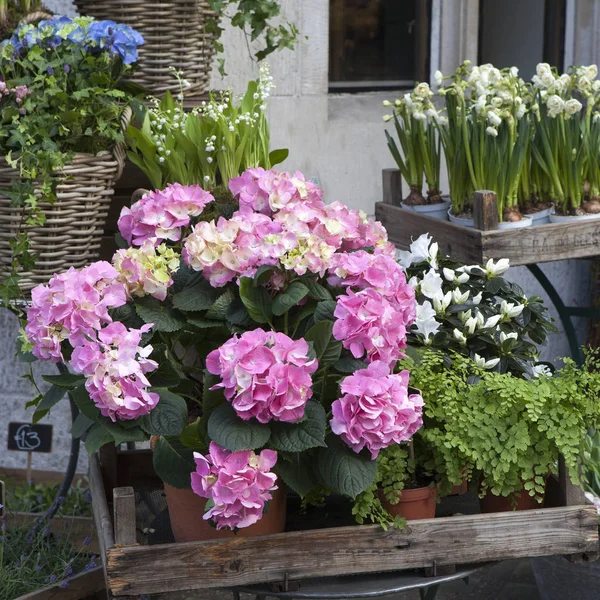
[
  {"xmin": 106, "ymin": 506, "xmax": 598, "ymax": 596},
  {"xmin": 14, "ymin": 567, "xmax": 105, "ymax": 600},
  {"xmin": 382, "ymin": 169, "xmax": 402, "ymax": 206},
  {"xmin": 473, "ymin": 191, "xmax": 499, "ymax": 231},
  {"xmin": 481, "ymin": 220, "xmax": 600, "ymax": 265},
  {"xmin": 113, "ymin": 487, "xmax": 137, "ymax": 547},
  {"xmin": 375, "ymin": 202, "xmax": 485, "ymax": 265}
]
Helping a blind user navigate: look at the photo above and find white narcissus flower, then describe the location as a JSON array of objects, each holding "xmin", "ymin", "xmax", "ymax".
[
  {"xmin": 486, "ymin": 126, "xmax": 498, "ymax": 137},
  {"xmin": 487, "ymin": 110, "xmax": 502, "ymax": 126},
  {"xmin": 472, "ymin": 291, "xmax": 483, "ymax": 305},
  {"xmin": 499, "ymin": 331, "xmax": 519, "ymax": 343},
  {"xmin": 565, "ymin": 99, "xmax": 583, "ymax": 115},
  {"xmin": 421, "ymin": 269, "xmax": 444, "ymax": 299},
  {"xmin": 585, "ymin": 65, "xmax": 598, "ymax": 80},
  {"xmin": 516, "ymin": 103, "xmax": 526, "ymax": 119},
  {"xmin": 414, "ymin": 301, "xmax": 441, "ymax": 344},
  {"xmin": 485, "ymin": 258, "xmax": 510, "ymax": 277},
  {"xmin": 500, "ymin": 301, "xmax": 524, "ymax": 319},
  {"xmin": 433, "ymin": 291, "xmax": 452, "ymax": 314},
  {"xmin": 483, "ymin": 314, "xmax": 502, "ymax": 329},
  {"xmin": 434, "ymin": 70, "xmax": 444, "ymax": 87},
  {"xmin": 413, "ymin": 111, "xmax": 427, "ymax": 121},
  {"xmin": 547, "ymin": 94, "xmax": 565, "ymax": 117},
  {"xmin": 414, "ymin": 82, "xmax": 432, "ymax": 98},
  {"xmin": 452, "ymin": 288, "xmax": 470, "ymax": 304},
  {"xmin": 510, "ymin": 66, "xmax": 519, "ymax": 77},
  {"xmin": 536, "ymin": 63, "xmax": 552, "ymax": 77},
  {"xmin": 453, "ymin": 328, "xmax": 467, "ymax": 345},
  {"xmin": 474, "ymin": 353, "xmax": 501, "ymax": 370}
]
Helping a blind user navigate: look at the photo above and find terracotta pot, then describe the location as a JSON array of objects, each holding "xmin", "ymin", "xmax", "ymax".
[
  {"xmin": 448, "ymin": 478, "xmax": 469, "ymax": 496},
  {"xmin": 379, "ymin": 486, "xmax": 437, "ymax": 521},
  {"xmin": 479, "ymin": 488, "xmax": 543, "ymax": 513},
  {"xmin": 164, "ymin": 482, "xmax": 287, "ymax": 543}
]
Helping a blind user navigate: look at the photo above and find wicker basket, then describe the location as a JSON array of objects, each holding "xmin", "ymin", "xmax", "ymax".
[
  {"xmin": 73, "ymin": 0, "xmax": 218, "ymax": 96},
  {"xmin": 0, "ymin": 109, "xmax": 131, "ymax": 295}
]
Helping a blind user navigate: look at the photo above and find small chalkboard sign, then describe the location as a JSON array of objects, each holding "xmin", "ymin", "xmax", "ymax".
[{"xmin": 8, "ymin": 422, "xmax": 53, "ymax": 453}]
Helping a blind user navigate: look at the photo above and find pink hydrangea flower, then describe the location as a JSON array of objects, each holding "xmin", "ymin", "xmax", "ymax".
[
  {"xmin": 332, "ymin": 288, "xmax": 411, "ymax": 367},
  {"xmin": 70, "ymin": 322, "xmax": 159, "ymax": 422},
  {"xmin": 206, "ymin": 329, "xmax": 318, "ymax": 423},
  {"xmin": 25, "ymin": 262, "xmax": 127, "ymax": 361},
  {"xmin": 191, "ymin": 442, "xmax": 278, "ymax": 530},
  {"xmin": 118, "ymin": 183, "xmax": 214, "ymax": 246},
  {"xmin": 330, "ymin": 361, "xmax": 424, "ymax": 459},
  {"xmin": 328, "ymin": 251, "xmax": 416, "ymax": 323},
  {"xmin": 230, "ymin": 168, "xmax": 323, "ymax": 216},
  {"xmin": 113, "ymin": 240, "xmax": 180, "ymax": 301}
]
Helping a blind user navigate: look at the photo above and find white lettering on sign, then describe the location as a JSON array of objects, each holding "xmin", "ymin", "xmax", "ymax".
[{"xmin": 13, "ymin": 424, "xmax": 42, "ymax": 451}]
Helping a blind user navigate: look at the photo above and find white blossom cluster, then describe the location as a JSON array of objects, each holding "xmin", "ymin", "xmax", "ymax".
[
  {"xmin": 398, "ymin": 234, "xmax": 532, "ymax": 371},
  {"xmin": 383, "ymin": 81, "xmax": 445, "ymax": 127}
]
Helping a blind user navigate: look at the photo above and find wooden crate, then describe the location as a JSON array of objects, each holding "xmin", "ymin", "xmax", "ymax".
[
  {"xmin": 89, "ymin": 447, "xmax": 599, "ymax": 599},
  {"xmin": 376, "ymin": 169, "xmax": 600, "ymax": 266}
]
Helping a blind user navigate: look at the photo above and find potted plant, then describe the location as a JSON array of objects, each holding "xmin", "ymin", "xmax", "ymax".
[
  {"xmin": 0, "ymin": 0, "xmax": 49, "ymax": 40},
  {"xmin": 127, "ymin": 63, "xmax": 289, "ymax": 192},
  {"xmin": 73, "ymin": 0, "xmax": 299, "ymax": 95},
  {"xmin": 21, "ymin": 167, "xmax": 425, "ymax": 541},
  {"xmin": 383, "ymin": 82, "xmax": 448, "ymax": 219},
  {"xmin": 0, "ymin": 15, "xmax": 144, "ymax": 303}
]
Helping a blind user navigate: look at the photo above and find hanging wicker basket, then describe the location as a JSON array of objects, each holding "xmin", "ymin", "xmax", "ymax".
[
  {"xmin": 73, "ymin": 0, "xmax": 218, "ymax": 96},
  {"xmin": 0, "ymin": 108, "xmax": 131, "ymax": 295}
]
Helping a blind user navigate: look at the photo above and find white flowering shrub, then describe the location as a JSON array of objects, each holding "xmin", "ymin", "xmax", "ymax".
[{"xmin": 399, "ymin": 234, "xmax": 556, "ymax": 378}]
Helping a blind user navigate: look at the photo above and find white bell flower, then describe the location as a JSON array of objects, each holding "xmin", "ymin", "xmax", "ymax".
[
  {"xmin": 500, "ymin": 301, "xmax": 524, "ymax": 319},
  {"xmin": 396, "ymin": 233, "xmax": 433, "ymax": 267},
  {"xmin": 433, "ymin": 291, "xmax": 453, "ymax": 314},
  {"xmin": 499, "ymin": 331, "xmax": 519, "ymax": 343},
  {"xmin": 474, "ymin": 354, "xmax": 501, "ymax": 369},
  {"xmin": 414, "ymin": 301, "xmax": 441, "ymax": 344},
  {"xmin": 421, "ymin": 269, "xmax": 444, "ymax": 299},
  {"xmin": 472, "ymin": 291, "xmax": 483, "ymax": 305},
  {"xmin": 443, "ymin": 268, "xmax": 456, "ymax": 281},
  {"xmin": 485, "ymin": 258, "xmax": 510, "ymax": 277},
  {"xmin": 453, "ymin": 328, "xmax": 467, "ymax": 346},
  {"xmin": 459, "ymin": 309, "xmax": 473, "ymax": 323},
  {"xmin": 475, "ymin": 312, "xmax": 485, "ymax": 328},
  {"xmin": 483, "ymin": 314, "xmax": 502, "ymax": 329},
  {"xmin": 464, "ymin": 316, "xmax": 478, "ymax": 335},
  {"xmin": 452, "ymin": 288, "xmax": 470, "ymax": 304},
  {"xmin": 531, "ymin": 363, "xmax": 552, "ymax": 378}
]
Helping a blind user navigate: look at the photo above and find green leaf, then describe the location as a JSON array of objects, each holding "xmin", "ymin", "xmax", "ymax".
[
  {"xmin": 32, "ymin": 385, "xmax": 66, "ymax": 423},
  {"xmin": 41, "ymin": 373, "xmax": 86, "ymax": 389},
  {"xmin": 270, "ymin": 401, "xmax": 327, "ymax": 452},
  {"xmin": 149, "ymin": 389, "xmax": 188, "ymax": 437},
  {"xmin": 135, "ymin": 296, "xmax": 185, "ymax": 332},
  {"xmin": 70, "ymin": 385, "xmax": 101, "ymax": 421},
  {"xmin": 334, "ymin": 357, "xmax": 367, "ymax": 373},
  {"xmin": 313, "ymin": 300, "xmax": 337, "ymax": 323},
  {"xmin": 180, "ymin": 417, "xmax": 206, "ymax": 450},
  {"xmin": 277, "ymin": 452, "xmax": 318, "ymax": 497},
  {"xmin": 85, "ymin": 424, "xmax": 115, "ymax": 454},
  {"xmin": 302, "ymin": 279, "xmax": 333, "ymax": 301},
  {"xmin": 269, "ymin": 148, "xmax": 289, "ymax": 167},
  {"xmin": 239, "ymin": 277, "xmax": 273, "ymax": 324},
  {"xmin": 71, "ymin": 413, "xmax": 95, "ymax": 439},
  {"xmin": 172, "ymin": 281, "xmax": 219, "ymax": 312},
  {"xmin": 152, "ymin": 436, "xmax": 196, "ymax": 489},
  {"xmin": 272, "ymin": 282, "xmax": 309, "ymax": 316},
  {"xmin": 316, "ymin": 435, "xmax": 377, "ymax": 498},
  {"xmin": 205, "ymin": 288, "xmax": 235, "ymax": 320},
  {"xmin": 304, "ymin": 320, "xmax": 342, "ymax": 366},
  {"xmin": 207, "ymin": 403, "xmax": 271, "ymax": 451},
  {"xmin": 101, "ymin": 421, "xmax": 148, "ymax": 445}
]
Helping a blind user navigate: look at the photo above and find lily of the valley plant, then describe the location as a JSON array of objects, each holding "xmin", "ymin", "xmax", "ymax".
[{"xmin": 23, "ymin": 169, "xmax": 424, "ymax": 530}]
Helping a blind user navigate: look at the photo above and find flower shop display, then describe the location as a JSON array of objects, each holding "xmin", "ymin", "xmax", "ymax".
[
  {"xmin": 127, "ymin": 63, "xmax": 288, "ymax": 192},
  {"xmin": 73, "ymin": 0, "xmax": 298, "ymax": 96},
  {"xmin": 22, "ymin": 167, "xmax": 426, "ymax": 540},
  {"xmin": 0, "ymin": 15, "xmax": 144, "ymax": 301}
]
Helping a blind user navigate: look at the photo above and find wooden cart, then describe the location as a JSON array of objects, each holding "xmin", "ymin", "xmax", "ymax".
[{"xmin": 90, "ymin": 446, "xmax": 598, "ymax": 599}]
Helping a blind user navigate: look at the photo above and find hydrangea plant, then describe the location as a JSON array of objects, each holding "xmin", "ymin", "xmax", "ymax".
[
  {"xmin": 22, "ymin": 168, "xmax": 424, "ymax": 531},
  {"xmin": 0, "ymin": 15, "xmax": 143, "ymax": 303}
]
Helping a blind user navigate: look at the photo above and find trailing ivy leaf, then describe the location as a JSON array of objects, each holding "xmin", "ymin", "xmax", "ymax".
[
  {"xmin": 207, "ymin": 403, "xmax": 271, "ymax": 452},
  {"xmin": 85, "ymin": 424, "xmax": 115, "ymax": 454},
  {"xmin": 180, "ymin": 417, "xmax": 206, "ymax": 450},
  {"xmin": 152, "ymin": 436, "xmax": 196, "ymax": 489},
  {"xmin": 32, "ymin": 385, "xmax": 66, "ymax": 423},
  {"xmin": 302, "ymin": 279, "xmax": 333, "ymax": 301},
  {"xmin": 334, "ymin": 357, "xmax": 367, "ymax": 374},
  {"xmin": 313, "ymin": 300, "xmax": 337, "ymax": 323},
  {"xmin": 42, "ymin": 373, "xmax": 86, "ymax": 389},
  {"xmin": 135, "ymin": 296, "xmax": 185, "ymax": 332},
  {"xmin": 316, "ymin": 435, "xmax": 377, "ymax": 498},
  {"xmin": 305, "ymin": 320, "xmax": 342, "ymax": 367},
  {"xmin": 149, "ymin": 389, "xmax": 188, "ymax": 437},
  {"xmin": 71, "ymin": 413, "xmax": 95, "ymax": 439},
  {"xmin": 70, "ymin": 385, "xmax": 101, "ymax": 421},
  {"xmin": 239, "ymin": 277, "xmax": 273, "ymax": 324},
  {"xmin": 206, "ymin": 288, "xmax": 235, "ymax": 320},
  {"xmin": 173, "ymin": 281, "xmax": 219, "ymax": 312},
  {"xmin": 277, "ymin": 452, "xmax": 319, "ymax": 498},
  {"xmin": 269, "ymin": 401, "xmax": 327, "ymax": 452},
  {"xmin": 272, "ymin": 282, "xmax": 309, "ymax": 316}
]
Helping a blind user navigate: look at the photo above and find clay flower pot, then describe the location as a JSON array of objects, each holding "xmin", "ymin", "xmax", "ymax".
[
  {"xmin": 479, "ymin": 489, "xmax": 543, "ymax": 513},
  {"xmin": 164, "ymin": 482, "xmax": 287, "ymax": 543},
  {"xmin": 379, "ymin": 486, "xmax": 437, "ymax": 521}
]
